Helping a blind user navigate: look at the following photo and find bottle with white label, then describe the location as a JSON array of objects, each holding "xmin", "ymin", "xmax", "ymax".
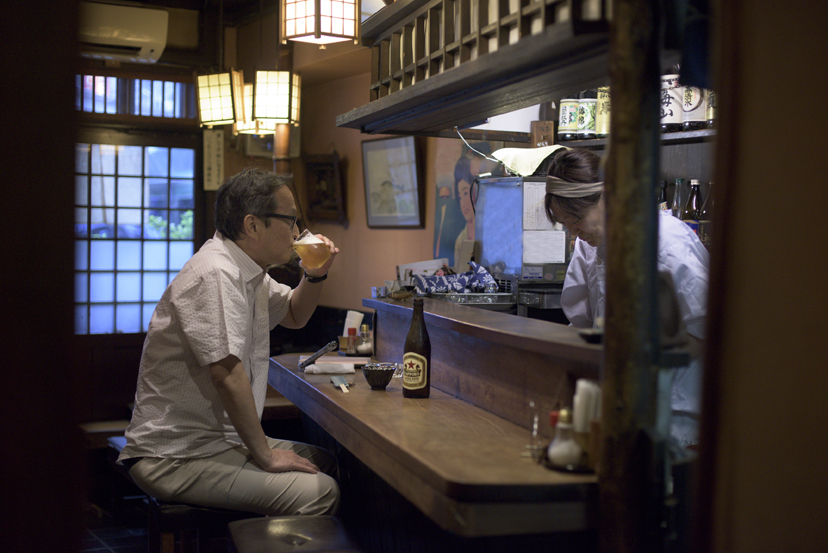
[
  {"xmin": 682, "ymin": 87, "xmax": 707, "ymax": 131},
  {"xmin": 557, "ymin": 98, "xmax": 580, "ymax": 142},
  {"xmin": 660, "ymin": 73, "xmax": 683, "ymax": 132},
  {"xmin": 403, "ymin": 298, "xmax": 431, "ymax": 398}
]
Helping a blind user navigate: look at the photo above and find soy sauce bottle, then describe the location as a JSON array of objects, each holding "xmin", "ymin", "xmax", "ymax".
[{"xmin": 403, "ymin": 298, "xmax": 431, "ymax": 398}]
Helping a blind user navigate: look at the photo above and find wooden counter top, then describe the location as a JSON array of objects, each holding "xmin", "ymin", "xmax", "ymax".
[{"xmin": 269, "ymin": 354, "xmax": 598, "ymax": 537}]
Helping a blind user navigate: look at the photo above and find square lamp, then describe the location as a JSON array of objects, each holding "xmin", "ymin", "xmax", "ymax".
[
  {"xmin": 195, "ymin": 69, "xmax": 244, "ymax": 127},
  {"xmin": 281, "ymin": 0, "xmax": 360, "ymax": 45},
  {"xmin": 253, "ymin": 70, "xmax": 301, "ymax": 126},
  {"xmin": 233, "ymin": 83, "xmax": 278, "ymax": 135}
]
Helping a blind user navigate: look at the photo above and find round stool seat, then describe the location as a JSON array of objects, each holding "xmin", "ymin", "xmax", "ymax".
[{"xmin": 228, "ymin": 516, "xmax": 363, "ymax": 553}]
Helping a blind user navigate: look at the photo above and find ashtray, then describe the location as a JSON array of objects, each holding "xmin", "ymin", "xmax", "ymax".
[{"xmin": 361, "ymin": 363, "xmax": 397, "ymax": 390}]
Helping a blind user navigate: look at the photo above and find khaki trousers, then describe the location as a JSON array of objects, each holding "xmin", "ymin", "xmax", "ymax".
[{"xmin": 128, "ymin": 438, "xmax": 340, "ymax": 516}]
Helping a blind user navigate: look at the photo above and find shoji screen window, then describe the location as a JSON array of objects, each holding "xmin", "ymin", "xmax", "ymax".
[{"xmin": 75, "ymin": 143, "xmax": 196, "ymax": 334}]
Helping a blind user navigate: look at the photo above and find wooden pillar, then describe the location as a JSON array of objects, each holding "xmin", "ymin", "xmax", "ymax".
[
  {"xmin": 273, "ymin": 123, "xmax": 291, "ymax": 174},
  {"xmin": 600, "ymin": 0, "xmax": 663, "ymax": 552}
]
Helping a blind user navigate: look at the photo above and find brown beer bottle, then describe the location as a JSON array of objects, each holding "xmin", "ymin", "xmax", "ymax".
[{"xmin": 402, "ymin": 298, "xmax": 431, "ymax": 398}]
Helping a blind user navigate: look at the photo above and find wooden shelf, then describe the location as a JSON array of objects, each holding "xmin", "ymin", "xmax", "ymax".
[
  {"xmin": 338, "ymin": 6, "xmax": 611, "ymax": 136},
  {"xmin": 559, "ymin": 128, "xmax": 716, "ymax": 149}
]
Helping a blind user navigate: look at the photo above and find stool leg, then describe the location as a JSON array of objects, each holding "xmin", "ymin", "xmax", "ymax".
[{"xmin": 148, "ymin": 506, "xmax": 160, "ymax": 553}]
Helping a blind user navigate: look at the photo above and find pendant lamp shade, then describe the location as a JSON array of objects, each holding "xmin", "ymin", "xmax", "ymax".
[
  {"xmin": 253, "ymin": 70, "xmax": 301, "ymax": 126},
  {"xmin": 195, "ymin": 69, "xmax": 244, "ymax": 127},
  {"xmin": 233, "ymin": 83, "xmax": 278, "ymax": 135},
  {"xmin": 281, "ymin": 0, "xmax": 360, "ymax": 45}
]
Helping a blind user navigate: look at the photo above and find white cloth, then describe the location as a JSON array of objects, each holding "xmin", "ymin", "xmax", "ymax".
[
  {"xmin": 119, "ymin": 232, "xmax": 293, "ymax": 462},
  {"xmin": 304, "ymin": 363, "xmax": 355, "ymax": 374},
  {"xmin": 492, "ymin": 145, "xmax": 567, "ymax": 176},
  {"xmin": 561, "ymin": 211, "xmax": 710, "ymax": 445}
]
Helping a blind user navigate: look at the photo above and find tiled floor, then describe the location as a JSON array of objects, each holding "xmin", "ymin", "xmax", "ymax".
[
  {"xmin": 82, "ymin": 500, "xmax": 148, "ymax": 553},
  {"xmin": 83, "ymin": 498, "xmax": 228, "ymax": 553}
]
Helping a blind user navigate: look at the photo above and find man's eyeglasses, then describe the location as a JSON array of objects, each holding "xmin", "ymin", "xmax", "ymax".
[{"xmin": 263, "ymin": 213, "xmax": 297, "ymax": 228}]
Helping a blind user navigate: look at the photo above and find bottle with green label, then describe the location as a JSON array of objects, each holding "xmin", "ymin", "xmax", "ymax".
[
  {"xmin": 403, "ymin": 298, "xmax": 431, "ymax": 398},
  {"xmin": 577, "ymin": 89, "xmax": 597, "ymax": 140},
  {"xmin": 595, "ymin": 86, "xmax": 611, "ymax": 138}
]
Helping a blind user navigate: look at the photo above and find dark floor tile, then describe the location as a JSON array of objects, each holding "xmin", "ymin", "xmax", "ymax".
[
  {"xmin": 109, "ymin": 546, "xmax": 148, "ymax": 553},
  {"xmin": 81, "ymin": 530, "xmax": 109, "ymax": 551},
  {"xmin": 98, "ymin": 534, "xmax": 148, "ymax": 549}
]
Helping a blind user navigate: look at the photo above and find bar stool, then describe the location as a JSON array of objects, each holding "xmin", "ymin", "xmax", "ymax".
[
  {"xmin": 227, "ymin": 516, "xmax": 363, "ymax": 553},
  {"xmin": 106, "ymin": 437, "xmax": 262, "ymax": 553},
  {"xmin": 147, "ymin": 495, "xmax": 259, "ymax": 553}
]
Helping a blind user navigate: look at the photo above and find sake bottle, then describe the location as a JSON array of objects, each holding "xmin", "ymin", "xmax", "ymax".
[
  {"xmin": 403, "ymin": 298, "xmax": 431, "ymax": 398},
  {"xmin": 657, "ymin": 180, "xmax": 669, "ymax": 211},
  {"xmin": 698, "ymin": 181, "xmax": 714, "ymax": 247},
  {"xmin": 671, "ymin": 178, "xmax": 686, "ymax": 218},
  {"xmin": 681, "ymin": 179, "xmax": 702, "ymax": 234}
]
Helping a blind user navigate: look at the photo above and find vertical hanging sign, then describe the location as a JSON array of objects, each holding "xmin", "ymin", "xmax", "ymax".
[{"xmin": 203, "ymin": 129, "xmax": 225, "ymax": 191}]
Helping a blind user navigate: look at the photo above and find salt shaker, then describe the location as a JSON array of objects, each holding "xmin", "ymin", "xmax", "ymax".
[{"xmin": 547, "ymin": 408, "xmax": 583, "ymax": 469}]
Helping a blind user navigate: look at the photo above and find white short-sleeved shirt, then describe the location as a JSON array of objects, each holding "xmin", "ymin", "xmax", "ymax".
[
  {"xmin": 561, "ymin": 210, "xmax": 709, "ymax": 339},
  {"xmin": 119, "ymin": 233, "xmax": 293, "ymax": 462},
  {"xmin": 561, "ymin": 211, "xmax": 710, "ymax": 440}
]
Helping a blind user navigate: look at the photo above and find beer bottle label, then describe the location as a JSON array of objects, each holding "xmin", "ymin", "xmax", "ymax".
[
  {"xmin": 658, "ymin": 201, "xmax": 669, "ymax": 211},
  {"xmin": 682, "ymin": 219, "xmax": 699, "ymax": 234},
  {"xmin": 402, "ymin": 352, "xmax": 428, "ymax": 390}
]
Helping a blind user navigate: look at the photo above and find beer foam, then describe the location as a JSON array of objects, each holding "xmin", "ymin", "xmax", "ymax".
[{"xmin": 294, "ymin": 233, "xmax": 324, "ymax": 245}]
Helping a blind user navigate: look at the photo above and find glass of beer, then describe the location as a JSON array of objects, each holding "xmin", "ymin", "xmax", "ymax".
[{"xmin": 292, "ymin": 229, "xmax": 330, "ymax": 270}]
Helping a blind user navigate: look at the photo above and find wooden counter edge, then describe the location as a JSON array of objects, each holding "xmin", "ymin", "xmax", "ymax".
[{"xmin": 363, "ymin": 297, "xmax": 602, "ymax": 368}]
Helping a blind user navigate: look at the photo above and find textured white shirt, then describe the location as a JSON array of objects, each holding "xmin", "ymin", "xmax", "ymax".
[
  {"xmin": 561, "ymin": 210, "xmax": 710, "ymax": 443},
  {"xmin": 119, "ymin": 233, "xmax": 293, "ymax": 461},
  {"xmin": 561, "ymin": 210, "xmax": 709, "ymax": 339}
]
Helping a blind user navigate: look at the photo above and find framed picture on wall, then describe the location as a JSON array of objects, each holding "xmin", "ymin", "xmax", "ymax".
[
  {"xmin": 305, "ymin": 152, "xmax": 347, "ymax": 225},
  {"xmin": 361, "ymin": 136, "xmax": 424, "ymax": 228}
]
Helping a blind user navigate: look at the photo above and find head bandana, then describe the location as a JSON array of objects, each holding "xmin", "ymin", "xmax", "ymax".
[{"xmin": 545, "ymin": 176, "xmax": 604, "ymax": 198}]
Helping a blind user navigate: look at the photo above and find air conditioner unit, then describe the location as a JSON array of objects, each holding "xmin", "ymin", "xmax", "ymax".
[{"xmin": 78, "ymin": 2, "xmax": 169, "ymax": 64}]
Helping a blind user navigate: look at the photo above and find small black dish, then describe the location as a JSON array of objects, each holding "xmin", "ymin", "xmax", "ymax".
[{"xmin": 361, "ymin": 363, "xmax": 396, "ymax": 390}]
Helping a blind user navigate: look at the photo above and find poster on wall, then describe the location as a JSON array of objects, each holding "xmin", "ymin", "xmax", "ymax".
[
  {"xmin": 432, "ymin": 138, "xmax": 504, "ymax": 272},
  {"xmin": 203, "ymin": 129, "xmax": 224, "ymax": 191},
  {"xmin": 362, "ymin": 136, "xmax": 423, "ymax": 228}
]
